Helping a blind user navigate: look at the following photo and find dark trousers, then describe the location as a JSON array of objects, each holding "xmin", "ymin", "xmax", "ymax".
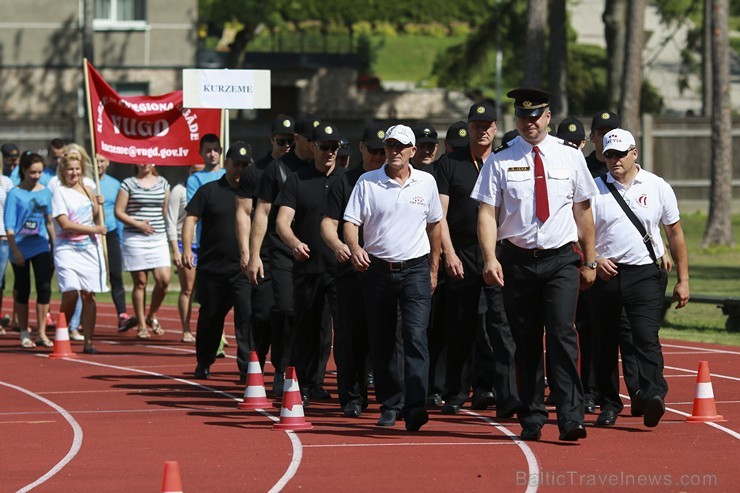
[
  {"xmin": 364, "ymin": 258, "xmax": 431, "ymax": 412},
  {"xmin": 195, "ymin": 270, "xmax": 252, "ymax": 373},
  {"xmin": 106, "ymin": 230, "xmax": 126, "ymax": 315},
  {"xmin": 269, "ymin": 250, "xmax": 294, "ymax": 374},
  {"xmin": 251, "ymin": 253, "xmax": 273, "ymax": 370},
  {"xmin": 500, "ymin": 244, "xmax": 583, "ymax": 429},
  {"xmin": 427, "ymin": 270, "xmax": 448, "ymax": 398},
  {"xmin": 13, "ymin": 251, "xmax": 52, "ymax": 304},
  {"xmin": 590, "ymin": 264, "xmax": 667, "ymax": 413},
  {"xmin": 292, "ymin": 271, "xmax": 337, "ymax": 392},
  {"xmin": 334, "ymin": 269, "xmax": 370, "ymax": 407}
]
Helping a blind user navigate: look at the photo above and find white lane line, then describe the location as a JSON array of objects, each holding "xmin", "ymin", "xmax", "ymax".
[
  {"xmin": 664, "ymin": 374, "xmax": 698, "ymax": 378},
  {"xmin": 663, "ymin": 351, "xmax": 733, "ymax": 355},
  {"xmin": 662, "ymin": 343, "xmax": 740, "ymax": 356},
  {"xmin": 303, "ymin": 441, "xmax": 516, "ymax": 448},
  {"xmin": 664, "ymin": 365, "xmax": 740, "ymax": 382},
  {"xmin": 464, "ymin": 410, "xmax": 539, "ymax": 493},
  {"xmin": 0, "ymin": 381, "xmax": 83, "ymax": 493},
  {"xmin": 59, "ymin": 354, "xmax": 301, "ymax": 493},
  {"xmin": 664, "ymin": 400, "xmax": 740, "ymax": 406}
]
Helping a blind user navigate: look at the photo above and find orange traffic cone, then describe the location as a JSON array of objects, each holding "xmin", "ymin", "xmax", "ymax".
[
  {"xmin": 48, "ymin": 313, "xmax": 78, "ymax": 359},
  {"xmin": 237, "ymin": 352, "xmax": 271, "ymax": 409},
  {"xmin": 686, "ymin": 361, "xmax": 726, "ymax": 423},
  {"xmin": 161, "ymin": 461, "xmax": 183, "ymax": 493},
  {"xmin": 273, "ymin": 366, "xmax": 313, "ymax": 431}
]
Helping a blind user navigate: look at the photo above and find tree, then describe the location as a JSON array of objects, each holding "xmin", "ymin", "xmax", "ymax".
[
  {"xmin": 548, "ymin": 0, "xmax": 568, "ymax": 116},
  {"xmin": 523, "ymin": 0, "xmax": 547, "ymax": 88},
  {"xmin": 603, "ymin": 0, "xmax": 628, "ymax": 110},
  {"xmin": 618, "ymin": 0, "xmax": 645, "ymax": 132},
  {"xmin": 703, "ymin": 0, "xmax": 734, "ymax": 247}
]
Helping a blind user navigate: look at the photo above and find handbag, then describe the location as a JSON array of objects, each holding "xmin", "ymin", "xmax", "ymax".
[{"xmin": 600, "ymin": 176, "xmax": 669, "ymax": 293}]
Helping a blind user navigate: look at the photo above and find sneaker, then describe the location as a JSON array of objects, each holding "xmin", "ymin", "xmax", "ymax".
[
  {"xmin": 216, "ymin": 339, "xmax": 226, "ymax": 358},
  {"xmin": 118, "ymin": 314, "xmax": 138, "ymax": 333},
  {"xmin": 69, "ymin": 329, "xmax": 85, "ymax": 341}
]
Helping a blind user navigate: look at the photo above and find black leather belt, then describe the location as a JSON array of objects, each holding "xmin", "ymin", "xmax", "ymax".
[
  {"xmin": 370, "ymin": 254, "xmax": 428, "ymax": 272},
  {"xmin": 500, "ymin": 240, "xmax": 571, "ymax": 259}
]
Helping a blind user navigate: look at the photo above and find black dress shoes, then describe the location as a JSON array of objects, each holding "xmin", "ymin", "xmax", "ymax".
[
  {"xmin": 377, "ymin": 409, "xmax": 399, "ymax": 427},
  {"xmin": 585, "ymin": 398, "xmax": 597, "ymax": 414},
  {"xmin": 520, "ymin": 424, "xmax": 542, "ymax": 441},
  {"xmin": 405, "ymin": 407, "xmax": 429, "ymax": 431},
  {"xmin": 310, "ymin": 386, "xmax": 332, "ymax": 399},
  {"xmin": 596, "ymin": 409, "xmax": 618, "ymax": 426},
  {"xmin": 643, "ymin": 395, "xmax": 665, "ymax": 428},
  {"xmin": 470, "ymin": 392, "xmax": 496, "ymax": 410},
  {"xmin": 194, "ymin": 364, "xmax": 210, "ymax": 380},
  {"xmin": 426, "ymin": 393, "xmax": 443, "ymax": 408},
  {"xmin": 343, "ymin": 402, "xmax": 362, "ymax": 418},
  {"xmin": 441, "ymin": 402, "xmax": 461, "ymax": 415},
  {"xmin": 559, "ymin": 420, "xmax": 587, "ymax": 441}
]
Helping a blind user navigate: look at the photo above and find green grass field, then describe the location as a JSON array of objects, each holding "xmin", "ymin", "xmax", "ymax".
[{"xmin": 372, "ymin": 35, "xmax": 464, "ymax": 82}]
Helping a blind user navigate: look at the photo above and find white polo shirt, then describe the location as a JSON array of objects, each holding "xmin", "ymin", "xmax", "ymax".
[
  {"xmin": 591, "ymin": 166, "xmax": 679, "ymax": 265},
  {"xmin": 344, "ymin": 164, "xmax": 443, "ymax": 262},
  {"xmin": 471, "ymin": 135, "xmax": 598, "ymax": 249}
]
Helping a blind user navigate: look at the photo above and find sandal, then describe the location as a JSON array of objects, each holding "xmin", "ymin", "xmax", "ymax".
[
  {"xmin": 136, "ymin": 328, "xmax": 151, "ymax": 339},
  {"xmin": 0, "ymin": 328, "xmax": 6, "ymax": 336},
  {"xmin": 146, "ymin": 317, "xmax": 164, "ymax": 336},
  {"xmin": 20, "ymin": 331, "xmax": 36, "ymax": 348},
  {"xmin": 37, "ymin": 338, "xmax": 54, "ymax": 348},
  {"xmin": 181, "ymin": 332, "xmax": 196, "ymax": 343}
]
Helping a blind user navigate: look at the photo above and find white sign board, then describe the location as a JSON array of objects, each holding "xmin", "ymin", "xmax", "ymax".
[{"xmin": 182, "ymin": 69, "xmax": 271, "ymax": 109}]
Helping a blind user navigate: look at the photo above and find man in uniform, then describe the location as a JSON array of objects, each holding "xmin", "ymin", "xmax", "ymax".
[
  {"xmin": 590, "ymin": 129, "xmax": 689, "ymax": 428},
  {"xmin": 435, "ymin": 101, "xmax": 520, "ymax": 416},
  {"xmin": 321, "ymin": 122, "xmax": 387, "ymax": 417},
  {"xmin": 344, "ymin": 124, "xmax": 442, "ymax": 431},
  {"xmin": 183, "ymin": 142, "xmax": 253, "ymax": 380},
  {"xmin": 471, "ymin": 88, "xmax": 598, "ymax": 442},
  {"xmin": 412, "ymin": 124, "xmax": 439, "ymax": 172},
  {"xmin": 443, "ymin": 121, "xmax": 469, "ymax": 154},
  {"xmin": 586, "ymin": 111, "xmax": 620, "ymax": 178},
  {"xmin": 236, "ymin": 116, "xmax": 294, "ymax": 376},
  {"xmin": 336, "ymin": 138, "xmax": 351, "ymax": 169},
  {"xmin": 248, "ymin": 113, "xmax": 320, "ymax": 396},
  {"xmin": 556, "ymin": 117, "xmax": 586, "ymax": 149},
  {"xmin": 275, "ymin": 123, "xmax": 345, "ymax": 406}
]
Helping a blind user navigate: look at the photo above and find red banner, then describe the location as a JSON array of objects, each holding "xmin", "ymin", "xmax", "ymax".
[{"xmin": 85, "ymin": 61, "xmax": 221, "ymax": 166}]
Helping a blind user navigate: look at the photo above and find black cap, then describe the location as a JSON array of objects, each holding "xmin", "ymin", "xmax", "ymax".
[
  {"xmin": 467, "ymin": 101, "xmax": 497, "ymax": 122},
  {"xmin": 501, "ymin": 129, "xmax": 519, "ymax": 146},
  {"xmin": 590, "ymin": 110, "xmax": 621, "ymax": 131},
  {"xmin": 1, "ymin": 143, "xmax": 19, "ymax": 157},
  {"xmin": 557, "ymin": 117, "xmax": 585, "ymax": 145},
  {"xmin": 445, "ymin": 121, "xmax": 469, "ymax": 149},
  {"xmin": 226, "ymin": 142, "xmax": 252, "ymax": 163},
  {"xmin": 338, "ymin": 139, "xmax": 350, "ymax": 157},
  {"xmin": 361, "ymin": 122, "xmax": 387, "ymax": 150},
  {"xmin": 294, "ymin": 113, "xmax": 321, "ymax": 138},
  {"xmin": 271, "ymin": 115, "xmax": 295, "ymax": 135},
  {"xmin": 413, "ymin": 124, "xmax": 438, "ymax": 144},
  {"xmin": 507, "ymin": 88, "xmax": 551, "ymax": 117},
  {"xmin": 312, "ymin": 123, "xmax": 341, "ymax": 143}
]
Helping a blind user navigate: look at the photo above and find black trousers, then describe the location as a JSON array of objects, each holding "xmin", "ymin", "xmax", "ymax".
[
  {"xmin": 500, "ymin": 243, "xmax": 583, "ymax": 429},
  {"xmin": 269, "ymin": 250, "xmax": 294, "ymax": 374},
  {"xmin": 590, "ymin": 263, "xmax": 667, "ymax": 412},
  {"xmin": 13, "ymin": 251, "xmax": 52, "ymax": 304},
  {"xmin": 334, "ymin": 268, "xmax": 370, "ymax": 407},
  {"xmin": 106, "ymin": 230, "xmax": 127, "ymax": 315},
  {"xmin": 251, "ymin": 252, "xmax": 273, "ymax": 370},
  {"xmin": 195, "ymin": 270, "xmax": 252, "ymax": 374},
  {"xmin": 292, "ymin": 271, "xmax": 337, "ymax": 393},
  {"xmin": 363, "ymin": 258, "xmax": 431, "ymax": 412},
  {"xmin": 427, "ymin": 269, "xmax": 448, "ymax": 398}
]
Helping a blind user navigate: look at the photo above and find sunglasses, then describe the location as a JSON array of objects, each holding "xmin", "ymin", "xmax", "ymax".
[
  {"xmin": 367, "ymin": 148, "xmax": 385, "ymax": 155},
  {"xmin": 274, "ymin": 138, "xmax": 293, "ymax": 146},
  {"xmin": 603, "ymin": 149, "xmax": 630, "ymax": 160},
  {"xmin": 384, "ymin": 142, "xmax": 412, "ymax": 150},
  {"xmin": 315, "ymin": 143, "xmax": 340, "ymax": 152}
]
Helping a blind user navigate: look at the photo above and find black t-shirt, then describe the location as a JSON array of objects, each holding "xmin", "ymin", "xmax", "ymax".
[
  {"xmin": 323, "ymin": 164, "xmax": 366, "ymax": 276},
  {"xmin": 275, "ymin": 163, "xmax": 346, "ymax": 274},
  {"xmin": 254, "ymin": 150, "xmax": 308, "ymax": 255},
  {"xmin": 585, "ymin": 151, "xmax": 608, "ymax": 178},
  {"xmin": 435, "ymin": 144, "xmax": 484, "ymax": 249},
  {"xmin": 185, "ymin": 175, "xmax": 241, "ymax": 277}
]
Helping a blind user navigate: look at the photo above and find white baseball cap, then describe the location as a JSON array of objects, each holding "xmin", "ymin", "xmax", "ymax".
[
  {"xmin": 603, "ymin": 128, "xmax": 636, "ymax": 153},
  {"xmin": 383, "ymin": 125, "xmax": 416, "ymax": 146}
]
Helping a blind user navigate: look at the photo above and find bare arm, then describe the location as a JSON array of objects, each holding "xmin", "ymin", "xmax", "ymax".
[
  {"xmin": 181, "ymin": 214, "xmax": 198, "ymax": 269},
  {"xmin": 573, "ymin": 199, "xmax": 596, "ymax": 289},
  {"xmin": 663, "ymin": 220, "xmax": 689, "ymax": 309},
  {"xmin": 321, "ymin": 217, "xmax": 350, "ymax": 263},
  {"xmin": 477, "ymin": 202, "xmax": 503, "ymax": 286},
  {"xmin": 276, "ymin": 205, "xmax": 309, "ymax": 261},
  {"xmin": 235, "ymin": 195, "xmax": 253, "ymax": 274},
  {"xmin": 6, "ymin": 230, "xmax": 23, "ymax": 267},
  {"xmin": 427, "ymin": 220, "xmax": 441, "ymax": 292},
  {"xmin": 439, "ymin": 194, "xmax": 463, "ymax": 279},
  {"xmin": 247, "ymin": 199, "xmax": 271, "ymax": 283},
  {"xmin": 344, "ymin": 221, "xmax": 370, "ymax": 271}
]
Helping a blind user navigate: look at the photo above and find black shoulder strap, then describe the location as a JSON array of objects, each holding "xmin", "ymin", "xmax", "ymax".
[{"xmin": 600, "ymin": 175, "xmax": 658, "ymax": 263}]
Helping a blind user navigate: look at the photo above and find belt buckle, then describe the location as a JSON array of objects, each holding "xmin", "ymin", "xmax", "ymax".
[
  {"xmin": 389, "ymin": 261, "xmax": 404, "ymax": 272},
  {"xmin": 532, "ymin": 249, "xmax": 542, "ymax": 258}
]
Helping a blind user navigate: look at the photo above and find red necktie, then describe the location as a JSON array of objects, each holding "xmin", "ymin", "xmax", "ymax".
[{"xmin": 533, "ymin": 146, "xmax": 549, "ymax": 223}]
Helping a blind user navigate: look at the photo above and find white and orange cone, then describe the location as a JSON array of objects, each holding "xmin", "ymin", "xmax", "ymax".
[
  {"xmin": 48, "ymin": 313, "xmax": 78, "ymax": 359},
  {"xmin": 686, "ymin": 361, "xmax": 726, "ymax": 423},
  {"xmin": 273, "ymin": 366, "xmax": 313, "ymax": 431},
  {"xmin": 161, "ymin": 461, "xmax": 183, "ymax": 493},
  {"xmin": 237, "ymin": 352, "xmax": 271, "ymax": 410}
]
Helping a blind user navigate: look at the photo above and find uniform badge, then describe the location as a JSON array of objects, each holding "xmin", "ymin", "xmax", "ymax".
[
  {"xmin": 282, "ymin": 119, "xmax": 291, "ymax": 127},
  {"xmin": 459, "ymin": 129, "xmax": 467, "ymax": 138},
  {"xmin": 424, "ymin": 128, "xmax": 431, "ymax": 136},
  {"xmin": 239, "ymin": 147, "xmax": 247, "ymax": 155},
  {"xmin": 377, "ymin": 130, "xmax": 385, "ymax": 139},
  {"xmin": 601, "ymin": 112, "xmax": 610, "ymax": 120},
  {"xmin": 476, "ymin": 106, "xmax": 485, "ymax": 114},
  {"xmin": 324, "ymin": 126, "xmax": 333, "ymax": 134},
  {"xmin": 523, "ymin": 101, "xmax": 533, "ymax": 108},
  {"xmin": 313, "ymin": 120, "xmax": 320, "ymax": 128},
  {"xmin": 568, "ymin": 123, "xmax": 577, "ymax": 132}
]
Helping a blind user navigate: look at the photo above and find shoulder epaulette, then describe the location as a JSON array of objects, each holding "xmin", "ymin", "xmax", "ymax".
[
  {"xmin": 561, "ymin": 140, "xmax": 579, "ymax": 150},
  {"xmin": 493, "ymin": 142, "xmax": 510, "ymax": 154}
]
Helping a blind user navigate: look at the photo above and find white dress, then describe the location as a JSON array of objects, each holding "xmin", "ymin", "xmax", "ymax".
[{"xmin": 51, "ymin": 186, "xmax": 109, "ymax": 293}]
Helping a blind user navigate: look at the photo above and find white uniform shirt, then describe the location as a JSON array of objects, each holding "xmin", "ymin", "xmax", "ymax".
[
  {"xmin": 471, "ymin": 135, "xmax": 598, "ymax": 249},
  {"xmin": 344, "ymin": 164, "xmax": 443, "ymax": 262},
  {"xmin": 591, "ymin": 166, "xmax": 679, "ymax": 265}
]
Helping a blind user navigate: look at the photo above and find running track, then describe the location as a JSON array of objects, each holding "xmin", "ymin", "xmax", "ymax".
[{"xmin": 1, "ymin": 302, "xmax": 738, "ymax": 492}]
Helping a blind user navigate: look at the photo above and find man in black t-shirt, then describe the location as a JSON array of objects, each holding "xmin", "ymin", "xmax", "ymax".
[
  {"xmin": 275, "ymin": 123, "xmax": 346, "ymax": 406},
  {"xmin": 183, "ymin": 143, "xmax": 253, "ymax": 380}
]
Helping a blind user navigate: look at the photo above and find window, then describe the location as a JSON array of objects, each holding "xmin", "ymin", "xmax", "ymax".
[
  {"xmin": 114, "ymin": 82, "xmax": 150, "ymax": 97},
  {"xmin": 94, "ymin": 0, "xmax": 147, "ymax": 30}
]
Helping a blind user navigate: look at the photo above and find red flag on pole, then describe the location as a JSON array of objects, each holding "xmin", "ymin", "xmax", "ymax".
[{"xmin": 85, "ymin": 60, "xmax": 221, "ymax": 166}]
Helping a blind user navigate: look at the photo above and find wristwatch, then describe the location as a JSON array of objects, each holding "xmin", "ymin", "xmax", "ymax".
[{"xmin": 583, "ymin": 260, "xmax": 598, "ymax": 269}]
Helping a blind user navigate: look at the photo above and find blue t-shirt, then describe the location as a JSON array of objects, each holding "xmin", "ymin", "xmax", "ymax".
[
  {"xmin": 4, "ymin": 186, "xmax": 52, "ymax": 259},
  {"xmin": 186, "ymin": 168, "xmax": 225, "ymax": 202},
  {"xmin": 99, "ymin": 174, "xmax": 122, "ymax": 233},
  {"xmin": 9, "ymin": 166, "xmax": 19, "ymax": 186}
]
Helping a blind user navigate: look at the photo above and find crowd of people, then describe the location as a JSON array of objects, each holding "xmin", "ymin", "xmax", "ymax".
[{"xmin": 0, "ymin": 86, "xmax": 691, "ymax": 440}]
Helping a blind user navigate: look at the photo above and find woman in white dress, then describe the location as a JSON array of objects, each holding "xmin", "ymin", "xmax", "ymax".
[
  {"xmin": 115, "ymin": 164, "xmax": 170, "ymax": 339},
  {"xmin": 51, "ymin": 144, "xmax": 108, "ymax": 354}
]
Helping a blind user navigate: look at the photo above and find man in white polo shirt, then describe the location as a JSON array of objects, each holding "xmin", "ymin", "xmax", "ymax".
[
  {"xmin": 344, "ymin": 124, "xmax": 442, "ymax": 431},
  {"xmin": 590, "ymin": 128, "xmax": 690, "ymax": 429}
]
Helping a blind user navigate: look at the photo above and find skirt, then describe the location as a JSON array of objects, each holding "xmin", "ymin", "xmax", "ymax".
[
  {"xmin": 122, "ymin": 231, "xmax": 170, "ymax": 272},
  {"xmin": 55, "ymin": 242, "xmax": 109, "ymax": 293}
]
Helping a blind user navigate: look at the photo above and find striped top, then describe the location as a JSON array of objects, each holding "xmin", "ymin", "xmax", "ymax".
[{"xmin": 120, "ymin": 175, "xmax": 169, "ymax": 234}]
